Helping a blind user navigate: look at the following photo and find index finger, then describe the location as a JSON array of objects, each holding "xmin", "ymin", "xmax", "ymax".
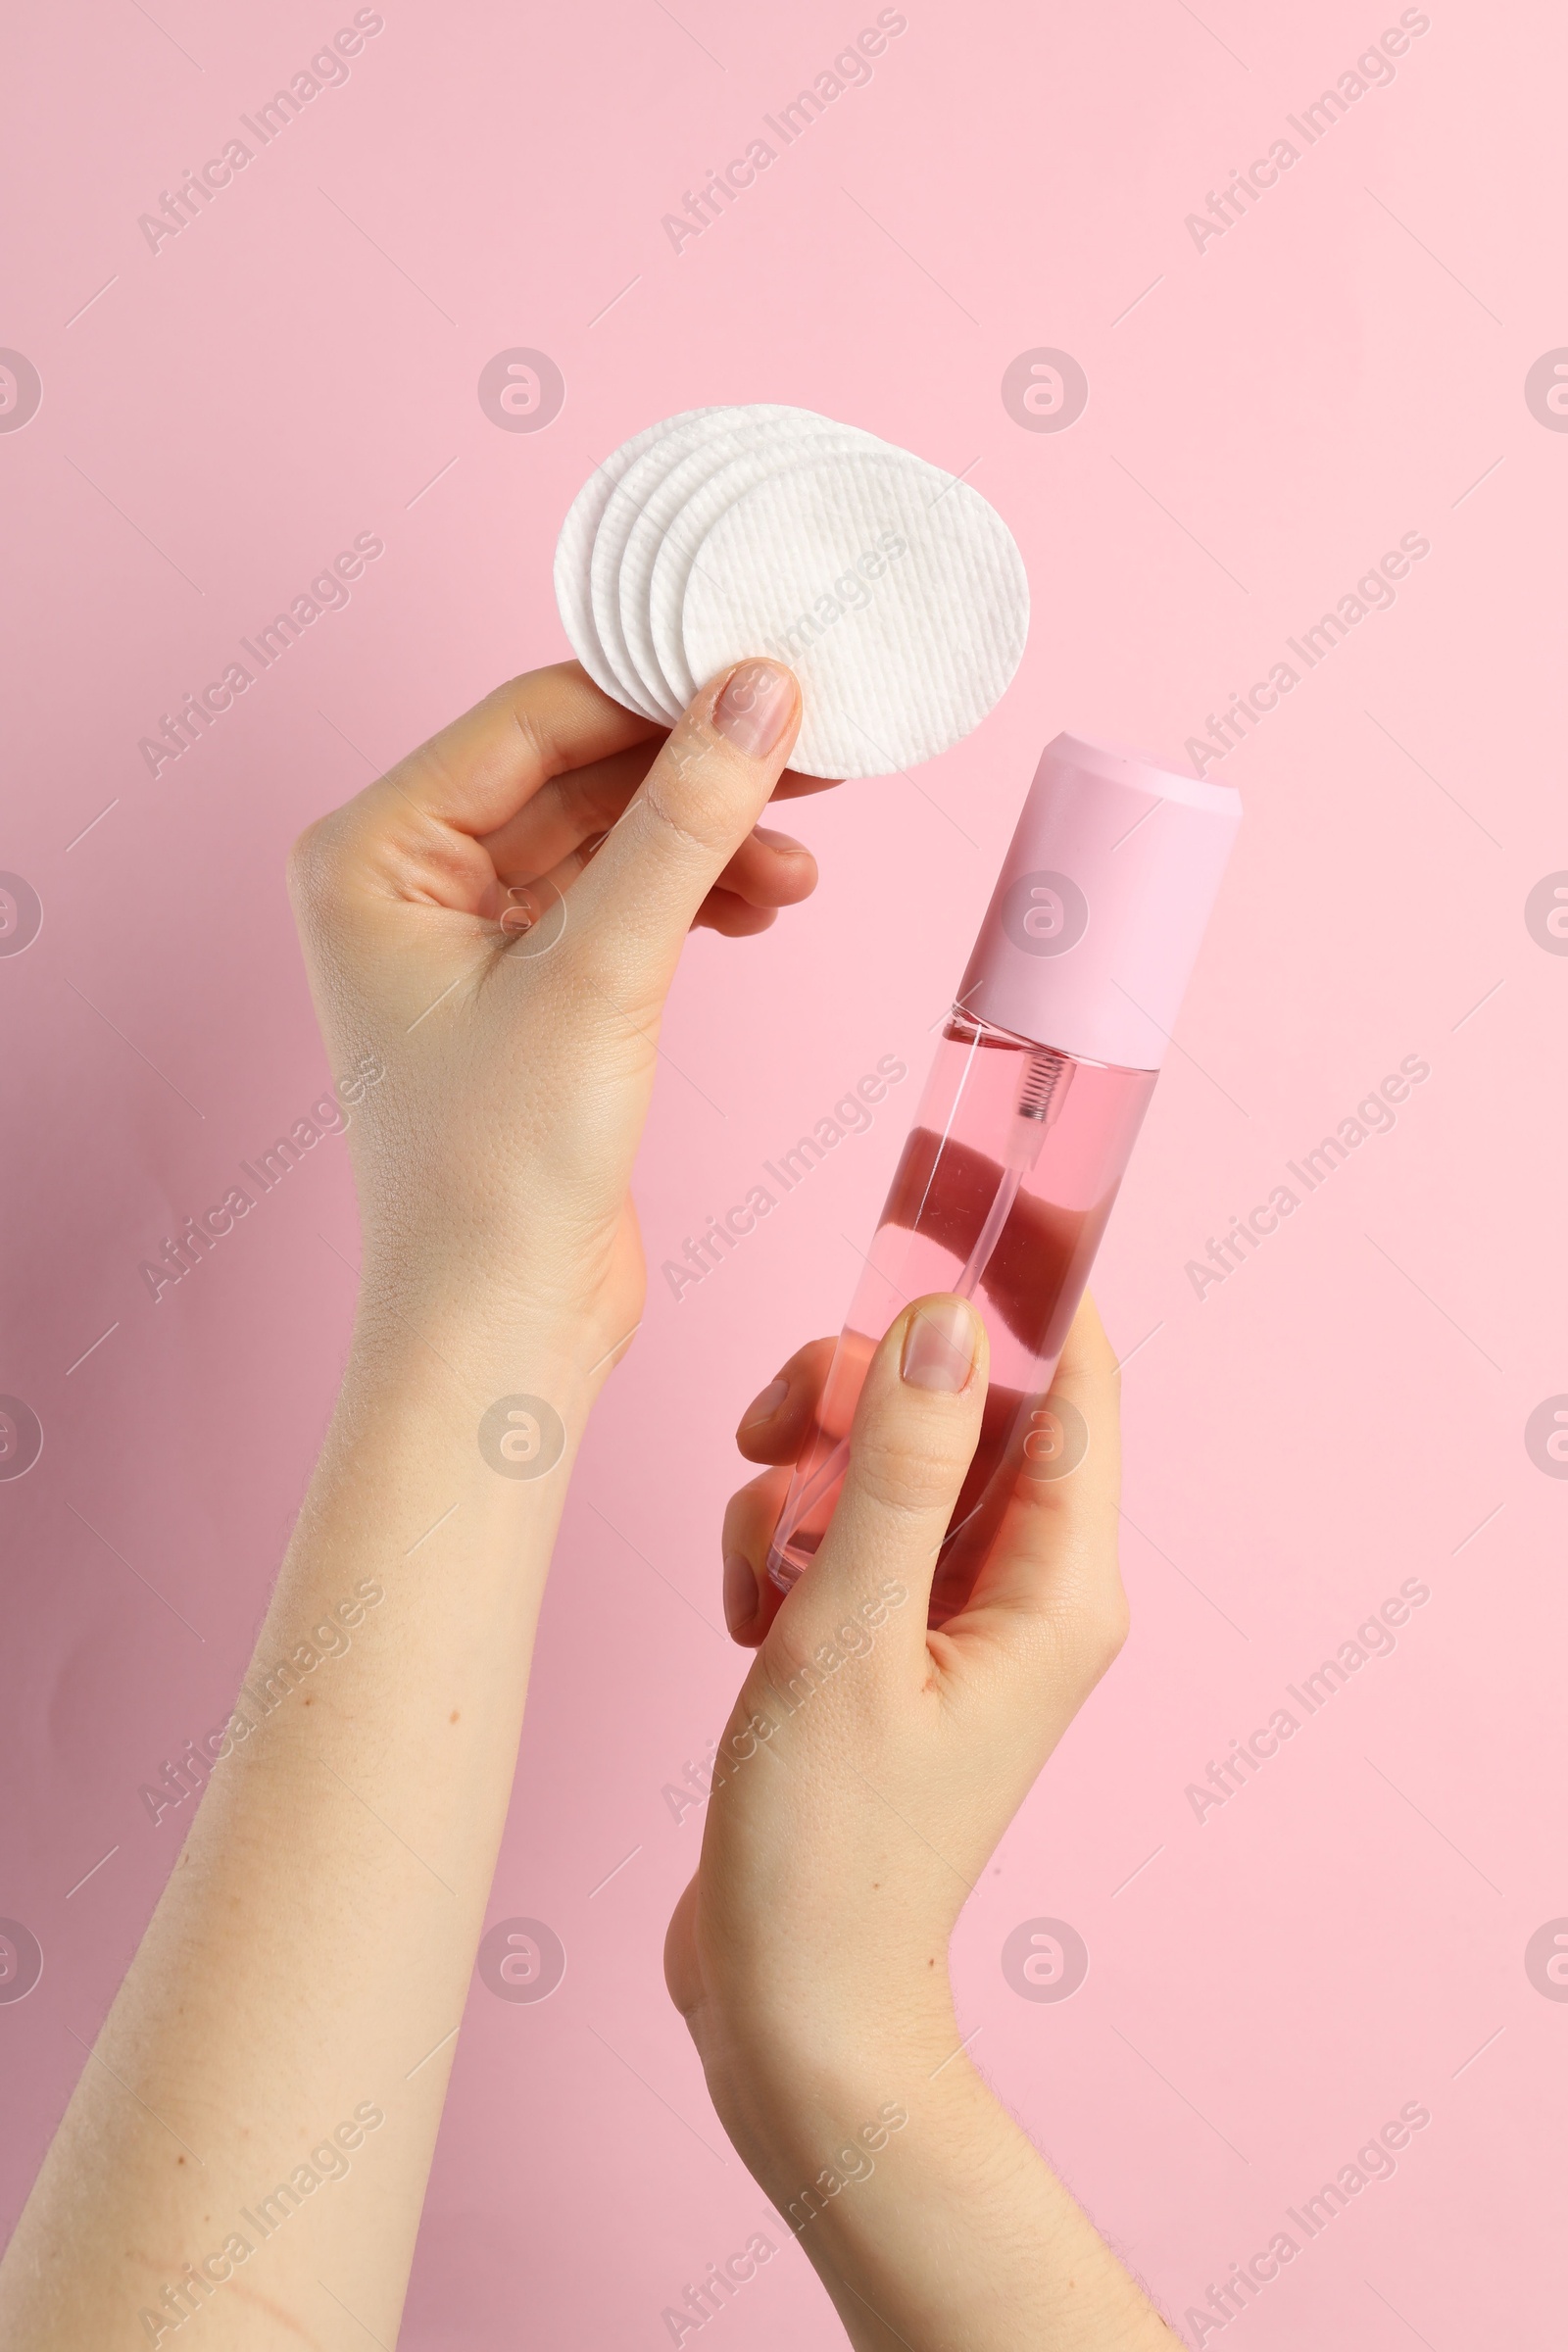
[
  {"xmin": 476, "ymin": 744, "xmax": 840, "ymax": 888},
  {"xmin": 352, "ymin": 661, "xmax": 662, "ymax": 845}
]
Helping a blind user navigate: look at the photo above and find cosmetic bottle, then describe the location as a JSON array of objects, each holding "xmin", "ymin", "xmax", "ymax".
[{"xmin": 766, "ymin": 731, "xmax": 1242, "ymax": 1624}]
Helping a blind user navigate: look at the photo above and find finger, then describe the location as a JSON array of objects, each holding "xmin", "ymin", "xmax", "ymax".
[
  {"xmin": 564, "ymin": 660, "xmax": 803, "ymax": 1001},
  {"xmin": 714, "ymin": 826, "xmax": 817, "ymax": 908},
  {"xmin": 781, "ymin": 1295, "xmax": 987, "ymax": 1669},
  {"xmin": 481, "ymin": 871, "xmax": 782, "ymax": 956},
  {"xmin": 483, "ymin": 749, "xmax": 837, "ymax": 888},
  {"xmin": 720, "ymin": 1468, "xmax": 794, "ymax": 1647},
  {"xmin": 735, "ymin": 1337, "xmax": 837, "ymax": 1465},
  {"xmin": 299, "ymin": 659, "xmax": 827, "ymax": 927},
  {"xmin": 946, "ymin": 1291, "xmax": 1127, "ymax": 1668},
  {"xmin": 290, "ymin": 665, "xmax": 661, "ymax": 941},
  {"xmin": 479, "ymin": 818, "xmax": 816, "ymax": 944},
  {"xmin": 692, "ymin": 891, "xmax": 777, "ymax": 939},
  {"xmin": 486, "ymin": 756, "xmax": 817, "ymax": 912},
  {"xmin": 687, "ymin": 830, "xmax": 818, "ymax": 933},
  {"xmin": 479, "ymin": 740, "xmax": 657, "ymax": 885},
  {"xmin": 366, "ymin": 662, "xmax": 658, "ymax": 840}
]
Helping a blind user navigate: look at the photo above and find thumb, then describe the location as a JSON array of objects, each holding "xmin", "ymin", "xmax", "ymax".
[
  {"xmin": 778, "ymin": 1296, "xmax": 988, "ymax": 1666},
  {"xmin": 564, "ymin": 660, "xmax": 803, "ymax": 998}
]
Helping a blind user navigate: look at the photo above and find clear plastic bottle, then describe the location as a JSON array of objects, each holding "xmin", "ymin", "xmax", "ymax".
[
  {"xmin": 765, "ymin": 1010, "xmax": 1157, "ymax": 1621},
  {"xmin": 766, "ymin": 731, "xmax": 1243, "ymax": 1624}
]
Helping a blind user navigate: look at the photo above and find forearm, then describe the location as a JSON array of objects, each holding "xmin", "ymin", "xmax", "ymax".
[
  {"xmin": 0, "ymin": 1288, "xmax": 589, "ymax": 2349},
  {"xmin": 710, "ymin": 2020, "xmax": 1179, "ymax": 2351},
  {"xmin": 0, "ymin": 650, "xmax": 809, "ymax": 2344}
]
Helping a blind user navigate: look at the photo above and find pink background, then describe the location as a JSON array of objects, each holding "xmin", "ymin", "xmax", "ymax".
[{"xmin": 2, "ymin": 1, "xmax": 1564, "ymax": 2342}]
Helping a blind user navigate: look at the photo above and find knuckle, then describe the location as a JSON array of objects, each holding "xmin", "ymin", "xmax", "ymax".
[
  {"xmin": 851, "ymin": 1418, "xmax": 972, "ymax": 1517},
  {"xmin": 642, "ymin": 725, "xmax": 749, "ymax": 857},
  {"xmin": 639, "ymin": 769, "xmax": 729, "ymax": 860},
  {"xmin": 639, "ymin": 787, "xmax": 717, "ymax": 861}
]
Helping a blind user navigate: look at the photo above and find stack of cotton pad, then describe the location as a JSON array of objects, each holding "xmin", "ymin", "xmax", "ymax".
[{"xmin": 553, "ymin": 404, "xmax": 1028, "ymax": 778}]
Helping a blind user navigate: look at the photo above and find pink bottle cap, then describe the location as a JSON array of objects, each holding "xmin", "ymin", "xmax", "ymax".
[{"xmin": 956, "ymin": 732, "xmax": 1242, "ymax": 1070}]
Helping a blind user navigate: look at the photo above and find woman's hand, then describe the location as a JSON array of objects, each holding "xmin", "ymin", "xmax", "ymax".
[
  {"xmin": 665, "ymin": 1294, "xmax": 1180, "ymax": 2350},
  {"xmin": 668, "ymin": 1287, "xmax": 1126, "ymax": 2066},
  {"xmin": 0, "ymin": 657, "xmax": 834, "ymax": 2352},
  {"xmin": 288, "ymin": 657, "xmax": 824, "ymax": 1360}
]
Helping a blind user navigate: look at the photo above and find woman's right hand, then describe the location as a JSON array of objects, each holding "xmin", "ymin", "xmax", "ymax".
[{"xmin": 664, "ymin": 1293, "xmax": 1180, "ymax": 2349}]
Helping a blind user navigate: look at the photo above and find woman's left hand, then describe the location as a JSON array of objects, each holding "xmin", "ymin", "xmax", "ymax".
[{"xmin": 288, "ymin": 657, "xmax": 828, "ymax": 1361}]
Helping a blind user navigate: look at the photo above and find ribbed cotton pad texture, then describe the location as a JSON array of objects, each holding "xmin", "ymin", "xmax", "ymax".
[
  {"xmin": 553, "ymin": 408, "xmax": 716, "ymax": 708},
  {"xmin": 648, "ymin": 425, "xmax": 885, "ymax": 711},
  {"xmin": 621, "ymin": 410, "xmax": 884, "ymax": 717},
  {"xmin": 553, "ymin": 407, "xmax": 1028, "ymax": 776},
  {"xmin": 588, "ymin": 408, "xmax": 769, "ymax": 718},
  {"xmin": 683, "ymin": 448, "xmax": 1028, "ymax": 778}
]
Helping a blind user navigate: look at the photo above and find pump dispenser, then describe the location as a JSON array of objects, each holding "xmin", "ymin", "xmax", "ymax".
[{"xmin": 766, "ymin": 732, "xmax": 1242, "ymax": 1623}]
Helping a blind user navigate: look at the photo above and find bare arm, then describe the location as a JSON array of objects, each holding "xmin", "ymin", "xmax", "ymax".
[
  {"xmin": 667, "ymin": 1295, "xmax": 1182, "ymax": 2350},
  {"xmin": 0, "ymin": 656, "xmax": 815, "ymax": 2350}
]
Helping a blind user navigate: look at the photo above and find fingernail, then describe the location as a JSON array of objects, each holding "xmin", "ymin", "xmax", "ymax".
[
  {"xmin": 901, "ymin": 1298, "xmax": 980, "ymax": 1393},
  {"xmin": 712, "ymin": 661, "xmax": 796, "ymax": 759},
  {"xmin": 723, "ymin": 1551, "xmax": 758, "ymax": 1638},
  {"xmin": 740, "ymin": 1376, "xmax": 789, "ymax": 1430},
  {"xmin": 751, "ymin": 827, "xmax": 808, "ymax": 856}
]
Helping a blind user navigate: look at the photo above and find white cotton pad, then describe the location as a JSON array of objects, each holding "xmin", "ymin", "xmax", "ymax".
[
  {"xmin": 587, "ymin": 407, "xmax": 764, "ymax": 718},
  {"xmin": 619, "ymin": 410, "xmax": 885, "ymax": 718},
  {"xmin": 649, "ymin": 426, "xmax": 882, "ymax": 710},
  {"xmin": 554, "ymin": 408, "xmax": 1032, "ymax": 769},
  {"xmin": 680, "ymin": 447, "xmax": 1029, "ymax": 778},
  {"xmin": 552, "ymin": 408, "xmax": 716, "ymax": 708}
]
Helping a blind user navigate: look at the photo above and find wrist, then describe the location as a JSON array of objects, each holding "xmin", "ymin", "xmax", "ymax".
[
  {"xmin": 297, "ymin": 1280, "xmax": 615, "ymax": 1553},
  {"xmin": 348, "ymin": 1246, "xmax": 633, "ymax": 1402},
  {"xmin": 703, "ymin": 2031, "xmax": 1004, "ymax": 2260},
  {"xmin": 692, "ymin": 1978, "xmax": 963, "ymax": 2180}
]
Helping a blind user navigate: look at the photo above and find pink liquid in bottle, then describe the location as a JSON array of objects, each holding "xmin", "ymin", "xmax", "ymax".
[{"xmin": 766, "ymin": 732, "xmax": 1242, "ymax": 1625}]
